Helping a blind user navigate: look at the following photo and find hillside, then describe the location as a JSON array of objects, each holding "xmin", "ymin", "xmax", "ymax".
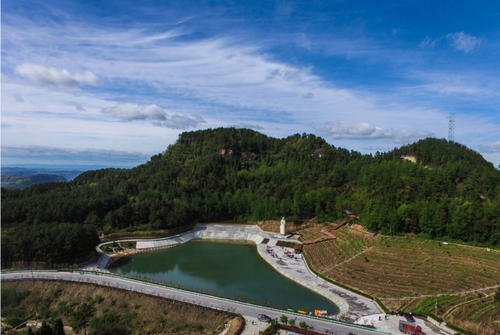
[
  {"xmin": 2, "ymin": 128, "xmax": 499, "ymax": 265},
  {"xmin": 1, "ymin": 167, "xmax": 83, "ymax": 180},
  {"xmin": 1, "ymin": 173, "xmax": 67, "ymax": 189},
  {"xmin": 1, "ymin": 281, "xmax": 238, "ymax": 334}
]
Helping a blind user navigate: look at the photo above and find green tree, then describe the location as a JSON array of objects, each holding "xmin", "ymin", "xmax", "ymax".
[
  {"xmin": 298, "ymin": 320, "xmax": 308, "ymax": 329},
  {"xmin": 88, "ymin": 309, "xmax": 130, "ymax": 335},
  {"xmin": 279, "ymin": 315, "xmax": 288, "ymax": 324},
  {"xmin": 1, "ymin": 129, "xmax": 499, "ymax": 260},
  {"xmin": 38, "ymin": 321, "xmax": 53, "ymax": 335},
  {"xmin": 70, "ymin": 302, "xmax": 95, "ymax": 335},
  {"xmin": 53, "ymin": 319, "xmax": 65, "ymax": 335}
]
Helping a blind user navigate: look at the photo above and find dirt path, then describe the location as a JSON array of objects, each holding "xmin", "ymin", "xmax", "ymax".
[
  {"xmin": 442, "ymin": 295, "xmax": 486, "ymax": 319},
  {"xmin": 380, "ymin": 284, "xmax": 500, "ymax": 300},
  {"xmin": 322, "ymin": 246, "xmax": 374, "ymax": 272}
]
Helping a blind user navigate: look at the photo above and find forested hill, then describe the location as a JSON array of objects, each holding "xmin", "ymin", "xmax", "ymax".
[
  {"xmin": 2, "ymin": 128, "xmax": 499, "ymax": 265},
  {"xmin": 1, "ymin": 174, "xmax": 67, "ymax": 189}
]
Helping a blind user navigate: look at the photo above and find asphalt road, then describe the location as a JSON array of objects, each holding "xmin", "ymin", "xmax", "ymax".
[{"xmin": 0, "ymin": 270, "xmax": 387, "ymax": 335}]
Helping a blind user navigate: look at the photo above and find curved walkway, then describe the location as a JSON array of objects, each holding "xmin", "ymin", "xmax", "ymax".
[{"xmin": 0, "ymin": 270, "xmax": 386, "ymax": 335}]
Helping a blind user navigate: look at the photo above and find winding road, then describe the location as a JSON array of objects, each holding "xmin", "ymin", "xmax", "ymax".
[{"xmin": 1, "ymin": 270, "xmax": 386, "ymax": 335}]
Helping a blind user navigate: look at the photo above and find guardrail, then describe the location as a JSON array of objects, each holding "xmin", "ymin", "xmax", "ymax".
[{"xmin": 0, "ymin": 269, "xmax": 387, "ymax": 333}]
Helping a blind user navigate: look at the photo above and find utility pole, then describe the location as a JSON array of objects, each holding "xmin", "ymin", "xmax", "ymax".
[{"xmin": 448, "ymin": 113, "xmax": 455, "ymax": 142}]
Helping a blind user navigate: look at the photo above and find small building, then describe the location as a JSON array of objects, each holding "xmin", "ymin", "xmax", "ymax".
[
  {"xmin": 401, "ymin": 155, "xmax": 417, "ymax": 163},
  {"xmin": 293, "ymin": 244, "xmax": 302, "ymax": 254},
  {"xmin": 399, "ymin": 320, "xmax": 425, "ymax": 335},
  {"xmin": 219, "ymin": 148, "xmax": 233, "ymax": 156}
]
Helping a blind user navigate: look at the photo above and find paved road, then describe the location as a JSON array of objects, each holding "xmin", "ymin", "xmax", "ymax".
[{"xmin": 1, "ymin": 270, "xmax": 386, "ymax": 335}]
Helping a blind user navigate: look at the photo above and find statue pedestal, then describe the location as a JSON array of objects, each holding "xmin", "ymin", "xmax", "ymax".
[{"xmin": 279, "ymin": 217, "xmax": 286, "ymax": 235}]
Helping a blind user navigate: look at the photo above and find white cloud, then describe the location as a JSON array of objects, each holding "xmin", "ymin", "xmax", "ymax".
[
  {"xmin": 66, "ymin": 101, "xmax": 86, "ymax": 112},
  {"xmin": 14, "ymin": 94, "xmax": 24, "ymax": 102},
  {"xmin": 296, "ymin": 33, "xmax": 312, "ymax": 50},
  {"xmin": 16, "ymin": 63, "xmax": 99, "ymax": 88},
  {"xmin": 325, "ymin": 121, "xmax": 431, "ymax": 142},
  {"xmin": 101, "ymin": 103, "xmax": 205, "ymax": 129},
  {"xmin": 2, "ymin": 15, "xmax": 499, "ymax": 165},
  {"xmin": 404, "ymin": 70, "xmax": 500, "ymax": 100},
  {"xmin": 419, "ymin": 36, "xmax": 440, "ymax": 49},
  {"xmin": 447, "ymin": 32, "xmax": 481, "ymax": 53},
  {"xmin": 478, "ymin": 141, "xmax": 500, "ymax": 154}
]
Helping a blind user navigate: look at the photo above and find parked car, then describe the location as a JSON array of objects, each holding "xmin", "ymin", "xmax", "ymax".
[
  {"xmin": 257, "ymin": 314, "xmax": 272, "ymax": 323},
  {"xmin": 404, "ymin": 313, "xmax": 416, "ymax": 323}
]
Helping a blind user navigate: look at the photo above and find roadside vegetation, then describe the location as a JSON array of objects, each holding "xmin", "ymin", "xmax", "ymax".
[
  {"xmin": 100, "ymin": 241, "xmax": 136, "ymax": 254},
  {"xmin": 1, "ymin": 280, "xmax": 240, "ymax": 335},
  {"xmin": 300, "ymin": 225, "xmax": 500, "ymax": 335}
]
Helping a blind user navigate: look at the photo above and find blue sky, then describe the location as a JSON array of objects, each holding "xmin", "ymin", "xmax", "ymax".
[{"xmin": 2, "ymin": 0, "xmax": 500, "ymax": 167}]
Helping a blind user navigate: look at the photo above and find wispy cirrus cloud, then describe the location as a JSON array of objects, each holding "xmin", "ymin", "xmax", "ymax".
[
  {"xmin": 419, "ymin": 31, "xmax": 482, "ymax": 54},
  {"xmin": 102, "ymin": 103, "xmax": 205, "ymax": 129},
  {"xmin": 410, "ymin": 71, "xmax": 488, "ymax": 96},
  {"xmin": 2, "ymin": 5, "xmax": 499, "ymax": 166},
  {"xmin": 15, "ymin": 63, "xmax": 99, "ymax": 88},
  {"xmin": 447, "ymin": 32, "xmax": 481, "ymax": 53}
]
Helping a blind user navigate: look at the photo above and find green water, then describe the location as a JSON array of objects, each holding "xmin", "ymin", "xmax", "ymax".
[{"xmin": 111, "ymin": 241, "xmax": 339, "ymax": 314}]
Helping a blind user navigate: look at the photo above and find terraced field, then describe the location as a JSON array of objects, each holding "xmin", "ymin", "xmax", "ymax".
[
  {"xmin": 299, "ymin": 225, "xmax": 325, "ymax": 241},
  {"xmin": 301, "ymin": 225, "xmax": 500, "ymax": 334},
  {"xmin": 403, "ymin": 290, "xmax": 499, "ymax": 335},
  {"xmin": 302, "ymin": 226, "xmax": 374, "ymax": 270},
  {"xmin": 325, "ymin": 236, "xmax": 500, "ymax": 303}
]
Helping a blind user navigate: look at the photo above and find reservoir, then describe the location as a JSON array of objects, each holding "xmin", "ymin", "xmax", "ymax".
[{"xmin": 111, "ymin": 241, "xmax": 339, "ymax": 314}]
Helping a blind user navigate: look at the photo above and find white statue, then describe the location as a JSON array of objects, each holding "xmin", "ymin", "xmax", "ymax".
[{"xmin": 280, "ymin": 217, "xmax": 286, "ymax": 235}]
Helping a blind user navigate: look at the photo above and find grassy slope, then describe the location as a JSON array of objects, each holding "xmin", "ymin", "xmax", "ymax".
[
  {"xmin": 299, "ymin": 225, "xmax": 500, "ymax": 334},
  {"xmin": 1, "ymin": 280, "xmax": 239, "ymax": 335}
]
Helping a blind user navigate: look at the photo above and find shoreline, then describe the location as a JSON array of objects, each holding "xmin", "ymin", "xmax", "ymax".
[{"xmin": 96, "ymin": 223, "xmax": 383, "ymax": 319}]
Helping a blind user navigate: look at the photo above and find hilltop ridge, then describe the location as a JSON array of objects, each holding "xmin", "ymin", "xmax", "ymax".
[{"xmin": 2, "ymin": 128, "xmax": 499, "ymax": 265}]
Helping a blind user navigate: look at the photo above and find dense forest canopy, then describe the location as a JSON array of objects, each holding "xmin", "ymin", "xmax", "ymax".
[{"xmin": 2, "ymin": 128, "xmax": 499, "ymax": 265}]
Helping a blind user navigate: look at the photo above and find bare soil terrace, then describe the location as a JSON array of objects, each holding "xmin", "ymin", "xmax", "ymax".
[{"xmin": 297, "ymin": 224, "xmax": 500, "ymax": 334}]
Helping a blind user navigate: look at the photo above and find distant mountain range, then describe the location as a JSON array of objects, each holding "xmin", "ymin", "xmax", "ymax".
[{"xmin": 1, "ymin": 167, "xmax": 83, "ymax": 189}]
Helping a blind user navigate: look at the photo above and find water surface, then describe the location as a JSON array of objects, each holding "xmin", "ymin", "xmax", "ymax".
[{"xmin": 111, "ymin": 241, "xmax": 339, "ymax": 313}]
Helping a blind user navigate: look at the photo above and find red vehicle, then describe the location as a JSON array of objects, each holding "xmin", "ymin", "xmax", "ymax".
[{"xmin": 399, "ymin": 320, "xmax": 425, "ymax": 335}]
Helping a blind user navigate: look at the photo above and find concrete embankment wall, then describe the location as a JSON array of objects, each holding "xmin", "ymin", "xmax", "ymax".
[{"xmin": 135, "ymin": 224, "xmax": 264, "ymax": 249}]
